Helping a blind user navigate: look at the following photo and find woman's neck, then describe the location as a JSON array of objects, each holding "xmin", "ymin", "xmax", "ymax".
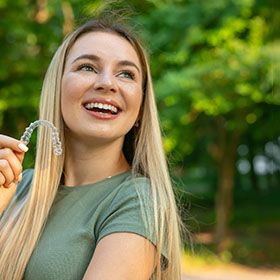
[{"xmin": 62, "ymin": 138, "xmax": 130, "ymax": 187}]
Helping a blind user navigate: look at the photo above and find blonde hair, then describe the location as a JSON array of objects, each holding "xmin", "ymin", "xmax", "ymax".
[{"xmin": 0, "ymin": 19, "xmax": 184, "ymax": 280}]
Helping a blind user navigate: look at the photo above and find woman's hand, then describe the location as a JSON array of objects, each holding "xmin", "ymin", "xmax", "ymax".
[
  {"xmin": 0, "ymin": 135, "xmax": 28, "ymax": 214},
  {"xmin": 0, "ymin": 135, "xmax": 28, "ymax": 188}
]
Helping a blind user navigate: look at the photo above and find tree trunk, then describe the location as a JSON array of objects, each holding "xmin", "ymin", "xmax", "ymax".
[
  {"xmin": 211, "ymin": 117, "xmax": 240, "ymax": 252},
  {"xmin": 215, "ymin": 151, "xmax": 236, "ymax": 252}
]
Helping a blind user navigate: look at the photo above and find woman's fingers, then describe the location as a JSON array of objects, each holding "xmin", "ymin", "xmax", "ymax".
[
  {"xmin": 0, "ymin": 148, "xmax": 23, "ymax": 182},
  {"xmin": 0, "ymin": 134, "xmax": 28, "ymax": 153},
  {"xmin": 0, "ymin": 135, "xmax": 28, "ymax": 188},
  {"xmin": 0, "ymin": 159, "xmax": 16, "ymax": 188},
  {"xmin": 0, "ymin": 172, "xmax": 5, "ymax": 186}
]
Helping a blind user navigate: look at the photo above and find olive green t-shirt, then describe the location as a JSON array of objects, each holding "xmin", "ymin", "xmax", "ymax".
[{"xmin": 13, "ymin": 169, "xmax": 168, "ymax": 280}]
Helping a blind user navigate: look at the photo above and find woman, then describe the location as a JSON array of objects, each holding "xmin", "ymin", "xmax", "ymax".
[{"xmin": 0, "ymin": 18, "xmax": 183, "ymax": 280}]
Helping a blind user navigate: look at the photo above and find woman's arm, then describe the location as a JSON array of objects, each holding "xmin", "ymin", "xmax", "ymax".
[{"xmin": 83, "ymin": 232, "xmax": 157, "ymax": 280}]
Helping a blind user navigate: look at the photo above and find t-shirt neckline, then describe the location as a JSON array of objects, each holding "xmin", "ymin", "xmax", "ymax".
[{"xmin": 58, "ymin": 170, "xmax": 131, "ymax": 192}]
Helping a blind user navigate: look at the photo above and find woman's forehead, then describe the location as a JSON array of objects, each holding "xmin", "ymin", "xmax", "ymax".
[{"xmin": 67, "ymin": 31, "xmax": 141, "ymax": 67}]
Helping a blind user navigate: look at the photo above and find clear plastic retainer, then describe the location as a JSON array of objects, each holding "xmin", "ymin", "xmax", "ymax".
[{"xmin": 20, "ymin": 120, "xmax": 62, "ymax": 156}]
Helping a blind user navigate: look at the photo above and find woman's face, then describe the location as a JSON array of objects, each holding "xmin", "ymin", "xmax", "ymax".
[{"xmin": 61, "ymin": 31, "xmax": 143, "ymax": 146}]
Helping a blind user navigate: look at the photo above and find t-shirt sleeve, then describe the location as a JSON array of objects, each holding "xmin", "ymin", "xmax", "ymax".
[
  {"xmin": 16, "ymin": 168, "xmax": 34, "ymax": 200},
  {"xmin": 96, "ymin": 177, "xmax": 169, "ymax": 266}
]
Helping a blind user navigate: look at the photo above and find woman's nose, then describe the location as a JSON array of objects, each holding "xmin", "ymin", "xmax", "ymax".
[{"xmin": 93, "ymin": 71, "xmax": 117, "ymax": 93}]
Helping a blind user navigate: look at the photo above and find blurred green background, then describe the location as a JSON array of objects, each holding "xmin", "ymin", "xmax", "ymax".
[{"xmin": 0, "ymin": 0, "xmax": 279, "ymax": 274}]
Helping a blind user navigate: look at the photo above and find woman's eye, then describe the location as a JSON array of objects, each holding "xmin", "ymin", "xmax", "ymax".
[
  {"xmin": 118, "ymin": 71, "xmax": 135, "ymax": 80},
  {"xmin": 78, "ymin": 64, "xmax": 96, "ymax": 72}
]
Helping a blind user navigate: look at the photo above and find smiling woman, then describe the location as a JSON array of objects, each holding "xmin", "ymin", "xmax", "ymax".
[
  {"xmin": 0, "ymin": 16, "xmax": 184, "ymax": 280},
  {"xmin": 61, "ymin": 31, "xmax": 143, "ymax": 146}
]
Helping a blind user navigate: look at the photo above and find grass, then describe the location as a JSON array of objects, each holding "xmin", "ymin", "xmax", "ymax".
[{"xmin": 181, "ymin": 246, "xmax": 225, "ymax": 271}]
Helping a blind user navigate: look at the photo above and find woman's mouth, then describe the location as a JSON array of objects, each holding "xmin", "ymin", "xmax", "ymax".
[
  {"xmin": 83, "ymin": 102, "xmax": 121, "ymax": 119},
  {"xmin": 84, "ymin": 102, "xmax": 119, "ymax": 114}
]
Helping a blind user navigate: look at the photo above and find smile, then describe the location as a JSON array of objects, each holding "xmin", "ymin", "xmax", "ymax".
[{"xmin": 84, "ymin": 102, "xmax": 119, "ymax": 115}]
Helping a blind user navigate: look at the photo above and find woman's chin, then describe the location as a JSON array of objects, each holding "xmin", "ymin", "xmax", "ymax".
[{"xmin": 65, "ymin": 129, "xmax": 125, "ymax": 146}]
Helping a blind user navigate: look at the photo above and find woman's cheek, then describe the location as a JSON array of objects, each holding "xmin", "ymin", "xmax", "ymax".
[{"xmin": 62, "ymin": 73, "xmax": 93, "ymax": 97}]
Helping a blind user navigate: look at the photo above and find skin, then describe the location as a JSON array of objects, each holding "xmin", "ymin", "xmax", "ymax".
[
  {"xmin": 61, "ymin": 31, "xmax": 143, "ymax": 186},
  {"xmin": 0, "ymin": 31, "xmax": 156, "ymax": 278},
  {"xmin": 0, "ymin": 135, "xmax": 26, "ymax": 214}
]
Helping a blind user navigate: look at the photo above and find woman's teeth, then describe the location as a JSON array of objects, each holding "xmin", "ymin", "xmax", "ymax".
[{"xmin": 84, "ymin": 102, "xmax": 118, "ymax": 114}]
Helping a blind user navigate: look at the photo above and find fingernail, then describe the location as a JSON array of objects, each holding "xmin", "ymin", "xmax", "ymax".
[
  {"xmin": 18, "ymin": 143, "xmax": 28, "ymax": 152},
  {"xmin": 18, "ymin": 173, "xmax": 22, "ymax": 182}
]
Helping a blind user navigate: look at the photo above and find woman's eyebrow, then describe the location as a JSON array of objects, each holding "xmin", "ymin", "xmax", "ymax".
[
  {"xmin": 72, "ymin": 54, "xmax": 100, "ymax": 64},
  {"xmin": 117, "ymin": 60, "xmax": 141, "ymax": 74},
  {"xmin": 72, "ymin": 54, "xmax": 140, "ymax": 73}
]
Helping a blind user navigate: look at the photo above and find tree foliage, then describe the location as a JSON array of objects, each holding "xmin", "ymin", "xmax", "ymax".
[{"xmin": 0, "ymin": 0, "xmax": 279, "ymax": 250}]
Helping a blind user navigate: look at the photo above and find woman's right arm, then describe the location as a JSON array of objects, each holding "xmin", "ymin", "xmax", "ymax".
[{"xmin": 0, "ymin": 135, "xmax": 28, "ymax": 214}]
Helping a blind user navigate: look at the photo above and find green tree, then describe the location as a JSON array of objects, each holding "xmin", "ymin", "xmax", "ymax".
[
  {"xmin": 138, "ymin": 0, "xmax": 280, "ymax": 251},
  {"xmin": 1, "ymin": 0, "xmax": 279, "ymax": 253}
]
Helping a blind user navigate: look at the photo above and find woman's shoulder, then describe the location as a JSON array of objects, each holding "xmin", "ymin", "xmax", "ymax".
[
  {"xmin": 123, "ymin": 172, "xmax": 151, "ymax": 187},
  {"xmin": 116, "ymin": 173, "xmax": 152, "ymax": 199},
  {"xmin": 104, "ymin": 173, "xmax": 154, "ymax": 219}
]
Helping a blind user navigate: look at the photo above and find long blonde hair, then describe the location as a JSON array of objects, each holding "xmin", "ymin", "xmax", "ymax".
[{"xmin": 0, "ymin": 19, "xmax": 184, "ymax": 280}]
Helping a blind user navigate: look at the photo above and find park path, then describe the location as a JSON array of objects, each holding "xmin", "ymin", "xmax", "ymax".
[{"xmin": 181, "ymin": 266, "xmax": 280, "ymax": 280}]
